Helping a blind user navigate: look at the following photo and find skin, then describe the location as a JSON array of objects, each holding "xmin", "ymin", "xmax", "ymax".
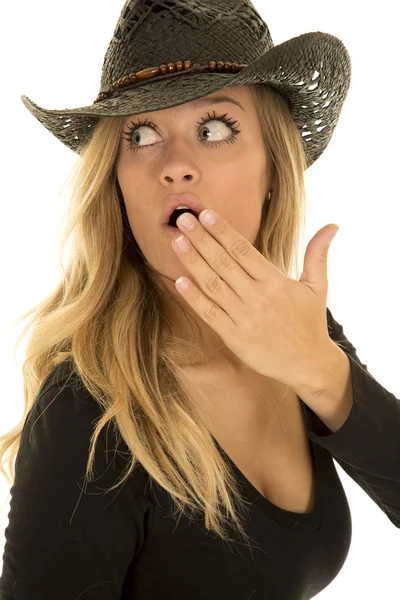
[{"xmin": 116, "ymin": 84, "xmax": 274, "ymax": 373}]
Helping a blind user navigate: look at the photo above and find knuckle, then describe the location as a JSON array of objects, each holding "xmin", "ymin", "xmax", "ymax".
[
  {"xmin": 204, "ymin": 272, "xmax": 223, "ymax": 294},
  {"xmin": 231, "ymin": 237, "xmax": 250, "ymax": 261},
  {"xmin": 203, "ymin": 303, "xmax": 218, "ymax": 322},
  {"xmin": 214, "ymin": 250, "xmax": 232, "ymax": 271}
]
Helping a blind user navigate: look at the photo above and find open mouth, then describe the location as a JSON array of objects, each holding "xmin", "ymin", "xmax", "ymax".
[{"xmin": 167, "ymin": 207, "xmax": 200, "ymax": 228}]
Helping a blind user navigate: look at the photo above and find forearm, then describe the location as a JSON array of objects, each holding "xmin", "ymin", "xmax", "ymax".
[{"xmin": 294, "ymin": 341, "xmax": 354, "ymax": 434}]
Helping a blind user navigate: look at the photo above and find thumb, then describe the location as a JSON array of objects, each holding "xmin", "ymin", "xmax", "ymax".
[
  {"xmin": 321, "ymin": 224, "xmax": 340, "ymax": 251},
  {"xmin": 299, "ymin": 224, "xmax": 339, "ymax": 287}
]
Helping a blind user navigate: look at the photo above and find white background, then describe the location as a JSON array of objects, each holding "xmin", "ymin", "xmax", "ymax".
[{"xmin": 0, "ymin": 1, "xmax": 399, "ymax": 598}]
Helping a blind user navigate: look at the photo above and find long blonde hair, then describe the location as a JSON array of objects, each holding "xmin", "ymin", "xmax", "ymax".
[{"xmin": 0, "ymin": 83, "xmax": 308, "ymax": 551}]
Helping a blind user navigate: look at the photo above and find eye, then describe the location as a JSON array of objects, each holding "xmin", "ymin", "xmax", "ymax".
[{"xmin": 121, "ymin": 111, "xmax": 241, "ymax": 153}]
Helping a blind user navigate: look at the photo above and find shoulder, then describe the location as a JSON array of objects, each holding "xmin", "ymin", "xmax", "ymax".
[
  {"xmin": 21, "ymin": 358, "xmax": 149, "ymax": 489},
  {"xmin": 35, "ymin": 357, "xmax": 96, "ymax": 409},
  {"xmin": 1, "ymin": 358, "xmax": 154, "ymax": 598}
]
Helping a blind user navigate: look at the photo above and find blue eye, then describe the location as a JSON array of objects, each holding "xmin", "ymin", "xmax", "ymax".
[{"xmin": 121, "ymin": 110, "xmax": 241, "ymax": 153}]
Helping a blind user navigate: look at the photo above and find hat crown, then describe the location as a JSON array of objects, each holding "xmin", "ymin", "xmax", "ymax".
[{"xmin": 100, "ymin": 0, "xmax": 274, "ymax": 90}]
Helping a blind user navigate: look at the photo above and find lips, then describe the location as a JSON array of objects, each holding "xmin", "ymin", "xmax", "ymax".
[{"xmin": 161, "ymin": 193, "xmax": 206, "ymax": 226}]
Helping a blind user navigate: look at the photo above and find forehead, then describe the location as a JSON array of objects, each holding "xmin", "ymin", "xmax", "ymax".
[{"xmin": 124, "ymin": 89, "xmax": 247, "ymax": 122}]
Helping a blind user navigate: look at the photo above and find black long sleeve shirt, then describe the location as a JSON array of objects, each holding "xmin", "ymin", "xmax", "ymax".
[{"xmin": 1, "ymin": 307, "xmax": 399, "ymax": 599}]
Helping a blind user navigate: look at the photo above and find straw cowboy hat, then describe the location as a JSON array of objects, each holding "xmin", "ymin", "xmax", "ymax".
[{"xmin": 20, "ymin": 0, "xmax": 351, "ymax": 169}]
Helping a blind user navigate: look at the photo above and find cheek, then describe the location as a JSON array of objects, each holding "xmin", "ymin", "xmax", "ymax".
[
  {"xmin": 124, "ymin": 203, "xmax": 146, "ymax": 238},
  {"xmin": 224, "ymin": 204, "xmax": 263, "ymax": 246},
  {"xmin": 118, "ymin": 183, "xmax": 146, "ymax": 237}
]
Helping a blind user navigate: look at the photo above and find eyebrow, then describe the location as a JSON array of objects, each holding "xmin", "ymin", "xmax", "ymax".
[
  {"xmin": 121, "ymin": 95, "xmax": 245, "ymax": 133},
  {"xmin": 190, "ymin": 95, "xmax": 245, "ymax": 111}
]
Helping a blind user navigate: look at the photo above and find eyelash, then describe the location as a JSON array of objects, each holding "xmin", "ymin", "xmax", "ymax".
[{"xmin": 121, "ymin": 110, "xmax": 241, "ymax": 153}]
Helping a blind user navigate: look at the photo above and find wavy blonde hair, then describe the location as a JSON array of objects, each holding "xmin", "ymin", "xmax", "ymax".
[{"xmin": 0, "ymin": 83, "xmax": 308, "ymax": 551}]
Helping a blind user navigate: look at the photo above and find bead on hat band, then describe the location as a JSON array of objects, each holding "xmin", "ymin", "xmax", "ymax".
[{"xmin": 94, "ymin": 60, "xmax": 248, "ymax": 104}]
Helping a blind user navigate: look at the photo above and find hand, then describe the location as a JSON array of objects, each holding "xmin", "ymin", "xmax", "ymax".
[{"xmin": 171, "ymin": 209, "xmax": 339, "ymax": 390}]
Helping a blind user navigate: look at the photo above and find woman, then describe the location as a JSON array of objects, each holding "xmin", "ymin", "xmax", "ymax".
[{"xmin": 1, "ymin": 1, "xmax": 399, "ymax": 598}]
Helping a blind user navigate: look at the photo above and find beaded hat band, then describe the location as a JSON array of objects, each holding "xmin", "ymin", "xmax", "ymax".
[
  {"xmin": 94, "ymin": 60, "xmax": 248, "ymax": 104},
  {"xmin": 20, "ymin": 0, "xmax": 352, "ymax": 169}
]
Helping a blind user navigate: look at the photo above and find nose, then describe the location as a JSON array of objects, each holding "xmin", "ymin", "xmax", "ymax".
[{"xmin": 164, "ymin": 174, "xmax": 194, "ymax": 183}]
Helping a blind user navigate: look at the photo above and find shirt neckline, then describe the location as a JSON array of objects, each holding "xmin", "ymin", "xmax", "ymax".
[{"xmin": 211, "ymin": 434, "xmax": 325, "ymax": 531}]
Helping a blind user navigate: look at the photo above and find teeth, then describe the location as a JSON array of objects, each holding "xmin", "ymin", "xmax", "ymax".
[{"xmin": 175, "ymin": 205, "xmax": 191, "ymax": 210}]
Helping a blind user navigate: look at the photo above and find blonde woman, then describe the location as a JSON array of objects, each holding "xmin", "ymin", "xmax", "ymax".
[{"xmin": 1, "ymin": 1, "xmax": 399, "ymax": 598}]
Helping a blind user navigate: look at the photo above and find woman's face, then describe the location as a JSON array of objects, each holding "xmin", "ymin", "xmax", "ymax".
[
  {"xmin": 116, "ymin": 84, "xmax": 273, "ymax": 365},
  {"xmin": 117, "ymin": 84, "xmax": 271, "ymax": 282}
]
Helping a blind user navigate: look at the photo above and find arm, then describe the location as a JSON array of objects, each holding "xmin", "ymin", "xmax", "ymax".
[{"xmin": 296, "ymin": 307, "xmax": 400, "ymax": 528}]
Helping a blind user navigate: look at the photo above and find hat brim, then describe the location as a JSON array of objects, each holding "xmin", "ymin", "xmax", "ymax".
[{"xmin": 20, "ymin": 31, "xmax": 351, "ymax": 168}]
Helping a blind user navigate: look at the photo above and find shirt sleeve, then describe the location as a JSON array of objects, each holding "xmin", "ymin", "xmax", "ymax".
[
  {"xmin": 299, "ymin": 307, "xmax": 400, "ymax": 528},
  {"xmin": 0, "ymin": 374, "xmax": 153, "ymax": 599}
]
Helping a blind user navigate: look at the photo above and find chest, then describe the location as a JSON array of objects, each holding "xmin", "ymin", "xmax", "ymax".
[{"xmin": 181, "ymin": 367, "xmax": 316, "ymax": 514}]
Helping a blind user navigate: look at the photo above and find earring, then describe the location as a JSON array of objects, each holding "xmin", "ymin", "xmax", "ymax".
[{"xmin": 267, "ymin": 189, "xmax": 273, "ymax": 201}]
